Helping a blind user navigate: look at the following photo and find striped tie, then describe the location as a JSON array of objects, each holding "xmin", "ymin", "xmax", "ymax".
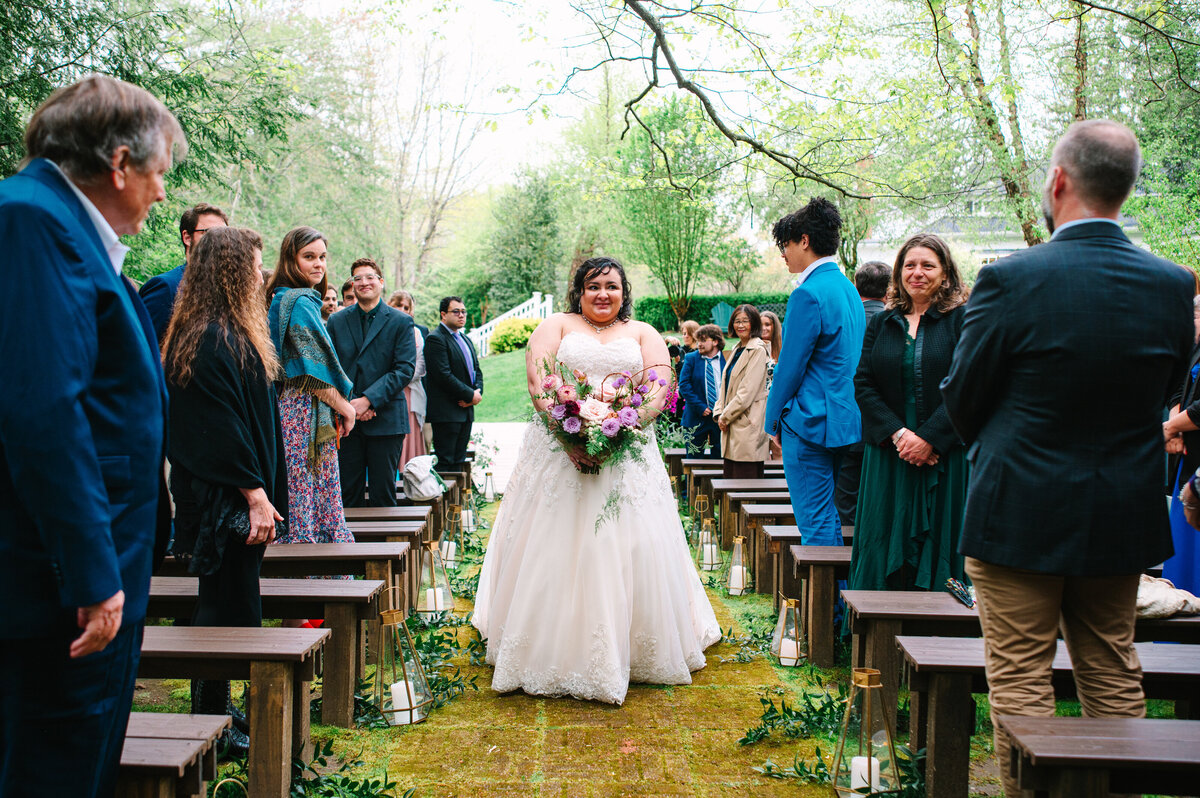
[{"xmin": 704, "ymin": 357, "xmax": 718, "ymax": 407}]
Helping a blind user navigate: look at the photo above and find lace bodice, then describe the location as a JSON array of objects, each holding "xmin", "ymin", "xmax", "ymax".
[{"xmin": 556, "ymin": 332, "xmax": 643, "ymax": 387}]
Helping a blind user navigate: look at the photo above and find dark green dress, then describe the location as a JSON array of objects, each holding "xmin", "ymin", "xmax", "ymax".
[{"xmin": 849, "ymin": 332, "xmax": 969, "ymax": 591}]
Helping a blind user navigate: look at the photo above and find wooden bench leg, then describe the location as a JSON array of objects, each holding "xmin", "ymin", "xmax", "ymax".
[
  {"xmin": 1047, "ymin": 768, "xmax": 1109, "ymax": 798},
  {"xmin": 364, "ymin": 560, "xmax": 393, "ymax": 665},
  {"xmin": 924, "ymin": 672, "xmax": 972, "ymax": 798},
  {"xmin": 865, "ymin": 619, "xmax": 902, "ymax": 726},
  {"xmin": 807, "ymin": 564, "xmax": 836, "ymax": 668},
  {"xmin": 293, "ymin": 677, "xmax": 313, "ymax": 763},
  {"xmin": 321, "ymin": 602, "xmax": 358, "ymax": 728},
  {"xmin": 249, "ymin": 660, "xmax": 295, "ymax": 798},
  {"xmin": 781, "ymin": 556, "xmax": 801, "ymax": 611},
  {"xmin": 115, "ymin": 774, "xmax": 174, "ymax": 798},
  {"xmin": 753, "ymin": 520, "xmax": 772, "ymax": 595}
]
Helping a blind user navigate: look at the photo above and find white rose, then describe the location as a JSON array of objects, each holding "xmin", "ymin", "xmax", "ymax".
[{"xmin": 578, "ymin": 397, "xmax": 611, "ymax": 425}]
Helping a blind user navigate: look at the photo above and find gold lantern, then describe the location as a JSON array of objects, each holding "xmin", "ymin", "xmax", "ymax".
[
  {"xmin": 726, "ymin": 535, "xmax": 751, "ymax": 595},
  {"xmin": 373, "ymin": 589, "xmax": 434, "ymax": 726},
  {"xmin": 482, "ymin": 470, "xmax": 496, "ymax": 502},
  {"xmin": 439, "ymin": 504, "xmax": 462, "ymax": 568},
  {"xmin": 416, "ymin": 541, "xmax": 455, "ymax": 616},
  {"xmin": 692, "ymin": 490, "xmax": 710, "ymax": 527},
  {"xmin": 696, "ymin": 518, "xmax": 721, "ymax": 571},
  {"xmin": 771, "ymin": 596, "xmax": 803, "ymax": 666},
  {"xmin": 831, "ymin": 668, "xmax": 903, "ymax": 796},
  {"xmin": 461, "ymin": 485, "xmax": 477, "ymax": 532}
]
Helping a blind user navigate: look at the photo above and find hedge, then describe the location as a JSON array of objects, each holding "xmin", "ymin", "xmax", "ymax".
[
  {"xmin": 633, "ymin": 293, "xmax": 792, "ymax": 331},
  {"xmin": 489, "ymin": 317, "xmax": 542, "ymax": 354}
]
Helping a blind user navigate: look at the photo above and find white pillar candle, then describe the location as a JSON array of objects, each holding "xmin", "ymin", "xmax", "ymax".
[
  {"xmin": 462, "ymin": 509, "xmax": 474, "ymax": 530},
  {"xmin": 424, "ymin": 588, "xmax": 447, "ymax": 611},
  {"xmin": 440, "ymin": 540, "xmax": 458, "ymax": 565},
  {"xmin": 850, "ymin": 755, "xmax": 883, "ymax": 792},
  {"xmin": 778, "ymin": 638, "xmax": 801, "ymax": 667},
  {"xmin": 700, "ymin": 543, "xmax": 721, "ymax": 570},
  {"xmin": 728, "ymin": 565, "xmax": 748, "ymax": 593},
  {"xmin": 389, "ymin": 680, "xmax": 424, "ymax": 725}
]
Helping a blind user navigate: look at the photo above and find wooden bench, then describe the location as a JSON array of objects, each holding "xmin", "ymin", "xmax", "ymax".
[
  {"xmin": 147, "ymin": 577, "xmax": 384, "ymax": 728},
  {"xmin": 139, "ymin": 626, "xmax": 329, "ymax": 798},
  {"xmin": 343, "ymin": 505, "xmax": 432, "ymax": 524},
  {"xmin": 689, "ymin": 468, "xmax": 723, "ymax": 524},
  {"xmin": 346, "ymin": 519, "xmax": 427, "ymax": 610},
  {"xmin": 119, "ymin": 712, "xmax": 230, "ymax": 798},
  {"xmin": 789, "ymin": 545, "xmax": 852, "ymax": 668},
  {"xmin": 844, "ymin": 590, "xmax": 1200, "ymax": 726},
  {"xmin": 762, "ymin": 525, "xmax": 853, "ymax": 609},
  {"xmin": 897, "ymin": 636, "xmax": 1200, "ymax": 798},
  {"xmin": 739, "ymin": 504, "xmax": 795, "ymax": 587},
  {"xmin": 711, "ymin": 477, "xmax": 789, "ymax": 545},
  {"xmin": 725, "ymin": 490, "xmax": 790, "ymax": 541},
  {"xmin": 395, "ymin": 490, "xmax": 443, "ymax": 543},
  {"xmin": 664, "ymin": 448, "xmax": 687, "ymax": 485},
  {"xmin": 997, "ymin": 715, "xmax": 1200, "ymax": 797}
]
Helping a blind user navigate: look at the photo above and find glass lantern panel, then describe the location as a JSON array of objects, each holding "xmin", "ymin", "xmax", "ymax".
[
  {"xmin": 417, "ymin": 545, "xmax": 455, "ymax": 615},
  {"xmin": 771, "ymin": 599, "xmax": 803, "ymax": 666},
  {"xmin": 727, "ymin": 537, "xmax": 750, "ymax": 595},
  {"xmin": 834, "ymin": 671, "xmax": 902, "ymax": 795}
]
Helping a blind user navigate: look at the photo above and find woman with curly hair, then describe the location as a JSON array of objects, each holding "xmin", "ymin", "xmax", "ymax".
[
  {"xmin": 264, "ymin": 227, "xmax": 356, "ymax": 548},
  {"xmin": 162, "ymin": 226, "xmax": 287, "ymax": 756},
  {"xmin": 850, "ymin": 233, "xmax": 971, "ymax": 593}
]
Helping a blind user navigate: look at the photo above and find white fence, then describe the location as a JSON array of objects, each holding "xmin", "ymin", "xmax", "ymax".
[{"xmin": 466, "ymin": 292, "xmax": 554, "ymax": 357}]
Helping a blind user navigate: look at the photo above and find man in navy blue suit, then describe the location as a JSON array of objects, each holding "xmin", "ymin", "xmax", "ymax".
[
  {"xmin": 764, "ymin": 198, "xmax": 866, "ymax": 546},
  {"xmin": 677, "ymin": 324, "xmax": 726, "ymax": 457},
  {"xmin": 0, "ymin": 76, "xmax": 183, "ymax": 797},
  {"xmin": 138, "ymin": 202, "xmax": 228, "ymax": 342}
]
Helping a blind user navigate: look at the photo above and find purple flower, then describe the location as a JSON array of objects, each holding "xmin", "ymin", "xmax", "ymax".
[
  {"xmin": 622, "ymin": 371, "xmax": 631, "ymax": 377},
  {"xmin": 550, "ymin": 404, "xmax": 567, "ymax": 420},
  {"xmin": 630, "ymin": 393, "xmax": 643, "ymax": 408},
  {"xmin": 657, "ymin": 378, "xmax": 668, "ymax": 386},
  {"xmin": 601, "ymin": 417, "xmax": 621, "ymax": 437},
  {"xmin": 562, "ymin": 416, "xmax": 582, "ymax": 434},
  {"xmin": 618, "ymin": 407, "xmax": 639, "ymax": 427},
  {"xmin": 637, "ymin": 384, "xmax": 650, "ymax": 394},
  {"xmin": 613, "ymin": 377, "xmax": 626, "ymax": 388},
  {"xmin": 647, "ymin": 369, "xmax": 658, "ymax": 381}
]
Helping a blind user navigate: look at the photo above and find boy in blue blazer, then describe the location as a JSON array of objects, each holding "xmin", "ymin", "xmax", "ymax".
[
  {"xmin": 677, "ymin": 325, "xmax": 726, "ymax": 457},
  {"xmin": 764, "ymin": 199, "xmax": 865, "ymax": 545}
]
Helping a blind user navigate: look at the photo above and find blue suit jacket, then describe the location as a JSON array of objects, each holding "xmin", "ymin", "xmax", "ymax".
[
  {"xmin": 678, "ymin": 349, "xmax": 726, "ymax": 428},
  {"xmin": 764, "ymin": 261, "xmax": 866, "ymax": 448},
  {"xmin": 139, "ymin": 262, "xmax": 186, "ymax": 343},
  {"xmin": 0, "ymin": 159, "xmax": 169, "ymax": 637},
  {"xmin": 326, "ymin": 303, "xmax": 417, "ymax": 436}
]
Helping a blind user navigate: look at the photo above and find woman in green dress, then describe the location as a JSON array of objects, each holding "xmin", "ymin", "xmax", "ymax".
[{"xmin": 850, "ymin": 233, "xmax": 970, "ymax": 592}]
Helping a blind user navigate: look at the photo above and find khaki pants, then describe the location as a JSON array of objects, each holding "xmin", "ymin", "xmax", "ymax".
[{"xmin": 965, "ymin": 557, "xmax": 1144, "ymax": 797}]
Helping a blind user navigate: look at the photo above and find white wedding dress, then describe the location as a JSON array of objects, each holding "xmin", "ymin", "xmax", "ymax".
[{"xmin": 472, "ymin": 332, "xmax": 722, "ymax": 705}]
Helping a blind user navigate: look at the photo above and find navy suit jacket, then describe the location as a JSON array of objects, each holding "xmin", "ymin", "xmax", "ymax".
[
  {"xmin": 138, "ymin": 261, "xmax": 185, "ymax": 343},
  {"xmin": 678, "ymin": 350, "xmax": 726, "ymax": 428},
  {"xmin": 424, "ymin": 324, "xmax": 483, "ymax": 424},
  {"xmin": 326, "ymin": 302, "xmax": 417, "ymax": 436},
  {"xmin": 942, "ymin": 221, "xmax": 1194, "ymax": 575},
  {"xmin": 0, "ymin": 159, "xmax": 169, "ymax": 636},
  {"xmin": 764, "ymin": 261, "xmax": 866, "ymax": 447}
]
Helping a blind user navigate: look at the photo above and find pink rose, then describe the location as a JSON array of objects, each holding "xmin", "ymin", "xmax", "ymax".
[
  {"xmin": 556, "ymin": 384, "xmax": 577, "ymax": 404},
  {"xmin": 542, "ymin": 374, "xmax": 563, "ymax": 392},
  {"xmin": 578, "ymin": 397, "xmax": 611, "ymax": 425}
]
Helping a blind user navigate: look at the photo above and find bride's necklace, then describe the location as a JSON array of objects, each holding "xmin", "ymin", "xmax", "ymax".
[{"xmin": 582, "ymin": 313, "xmax": 621, "ymax": 334}]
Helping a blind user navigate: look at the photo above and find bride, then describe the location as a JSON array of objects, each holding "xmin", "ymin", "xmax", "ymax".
[{"xmin": 472, "ymin": 256, "xmax": 721, "ymax": 705}]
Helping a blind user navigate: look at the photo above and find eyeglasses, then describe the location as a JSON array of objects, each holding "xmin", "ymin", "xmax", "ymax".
[
  {"xmin": 193, "ymin": 227, "xmax": 213, "ymax": 234},
  {"xmin": 351, "ymin": 274, "xmax": 380, "ymax": 283},
  {"xmin": 445, "ymin": 309, "xmax": 467, "ymax": 315}
]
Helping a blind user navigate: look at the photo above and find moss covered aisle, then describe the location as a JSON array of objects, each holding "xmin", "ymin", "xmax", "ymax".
[{"xmin": 319, "ymin": 500, "xmax": 837, "ymax": 797}]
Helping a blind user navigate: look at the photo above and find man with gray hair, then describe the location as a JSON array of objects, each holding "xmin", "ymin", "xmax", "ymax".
[
  {"xmin": 942, "ymin": 119, "xmax": 1194, "ymax": 797},
  {"xmin": 0, "ymin": 75, "xmax": 184, "ymax": 797}
]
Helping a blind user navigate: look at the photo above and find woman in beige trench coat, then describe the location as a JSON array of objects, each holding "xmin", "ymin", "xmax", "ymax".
[{"xmin": 714, "ymin": 304, "xmax": 770, "ymax": 479}]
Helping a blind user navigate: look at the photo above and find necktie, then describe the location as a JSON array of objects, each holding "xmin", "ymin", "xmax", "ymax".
[
  {"xmin": 704, "ymin": 356, "xmax": 718, "ymax": 407},
  {"xmin": 454, "ymin": 331, "xmax": 476, "ymax": 384}
]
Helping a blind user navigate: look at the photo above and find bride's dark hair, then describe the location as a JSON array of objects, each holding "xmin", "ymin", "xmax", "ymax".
[{"xmin": 568, "ymin": 256, "xmax": 633, "ymax": 321}]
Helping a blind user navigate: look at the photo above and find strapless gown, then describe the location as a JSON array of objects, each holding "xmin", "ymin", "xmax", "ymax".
[{"xmin": 472, "ymin": 332, "xmax": 721, "ymax": 704}]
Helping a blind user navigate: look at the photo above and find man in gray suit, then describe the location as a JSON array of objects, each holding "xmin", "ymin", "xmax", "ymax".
[{"xmin": 327, "ymin": 258, "xmax": 416, "ymax": 506}]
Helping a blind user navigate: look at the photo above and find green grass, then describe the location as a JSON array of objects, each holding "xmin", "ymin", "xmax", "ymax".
[{"xmin": 476, "ymin": 347, "xmax": 532, "ymax": 422}]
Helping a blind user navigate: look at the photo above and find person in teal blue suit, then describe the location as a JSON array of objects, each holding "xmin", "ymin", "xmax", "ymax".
[
  {"xmin": 0, "ymin": 76, "xmax": 183, "ymax": 798},
  {"xmin": 764, "ymin": 198, "xmax": 866, "ymax": 546}
]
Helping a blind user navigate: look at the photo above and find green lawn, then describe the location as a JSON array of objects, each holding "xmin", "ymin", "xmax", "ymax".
[{"xmin": 476, "ymin": 348, "xmax": 532, "ymax": 422}]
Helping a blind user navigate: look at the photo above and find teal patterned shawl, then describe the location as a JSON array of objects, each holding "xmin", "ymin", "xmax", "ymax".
[{"xmin": 268, "ymin": 287, "xmax": 354, "ymax": 468}]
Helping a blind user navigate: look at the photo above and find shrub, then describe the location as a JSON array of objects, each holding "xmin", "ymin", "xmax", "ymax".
[
  {"xmin": 488, "ymin": 317, "xmax": 541, "ymax": 354},
  {"xmin": 634, "ymin": 293, "xmax": 792, "ymax": 331}
]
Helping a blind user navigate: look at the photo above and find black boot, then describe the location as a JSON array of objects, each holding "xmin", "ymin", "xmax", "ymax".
[
  {"xmin": 193, "ymin": 679, "xmax": 249, "ymax": 760},
  {"xmin": 228, "ymin": 695, "xmax": 250, "ymax": 734}
]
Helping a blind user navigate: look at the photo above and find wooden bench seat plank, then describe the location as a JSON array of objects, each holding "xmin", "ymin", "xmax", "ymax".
[
  {"xmin": 141, "ymin": 626, "xmax": 328, "ymax": 664},
  {"xmin": 126, "ymin": 713, "xmax": 230, "ymax": 740},
  {"xmin": 342, "ymin": 506, "xmax": 431, "ymax": 522},
  {"xmin": 789, "ymin": 545, "xmax": 851, "ymax": 668}
]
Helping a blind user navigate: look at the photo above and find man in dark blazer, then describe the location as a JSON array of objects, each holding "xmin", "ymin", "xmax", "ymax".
[
  {"xmin": 137, "ymin": 202, "xmax": 228, "ymax": 342},
  {"xmin": 0, "ymin": 76, "xmax": 180, "ymax": 798},
  {"xmin": 327, "ymin": 258, "xmax": 416, "ymax": 506},
  {"xmin": 941, "ymin": 119, "xmax": 1194, "ymax": 798},
  {"xmin": 764, "ymin": 198, "xmax": 866, "ymax": 546},
  {"xmin": 835, "ymin": 260, "xmax": 890, "ymax": 525},
  {"xmin": 425, "ymin": 296, "xmax": 483, "ymax": 474},
  {"xmin": 677, "ymin": 324, "xmax": 726, "ymax": 457}
]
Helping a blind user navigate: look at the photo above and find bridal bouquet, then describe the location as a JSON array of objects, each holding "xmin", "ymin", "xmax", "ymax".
[{"xmin": 534, "ymin": 357, "xmax": 672, "ymax": 475}]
